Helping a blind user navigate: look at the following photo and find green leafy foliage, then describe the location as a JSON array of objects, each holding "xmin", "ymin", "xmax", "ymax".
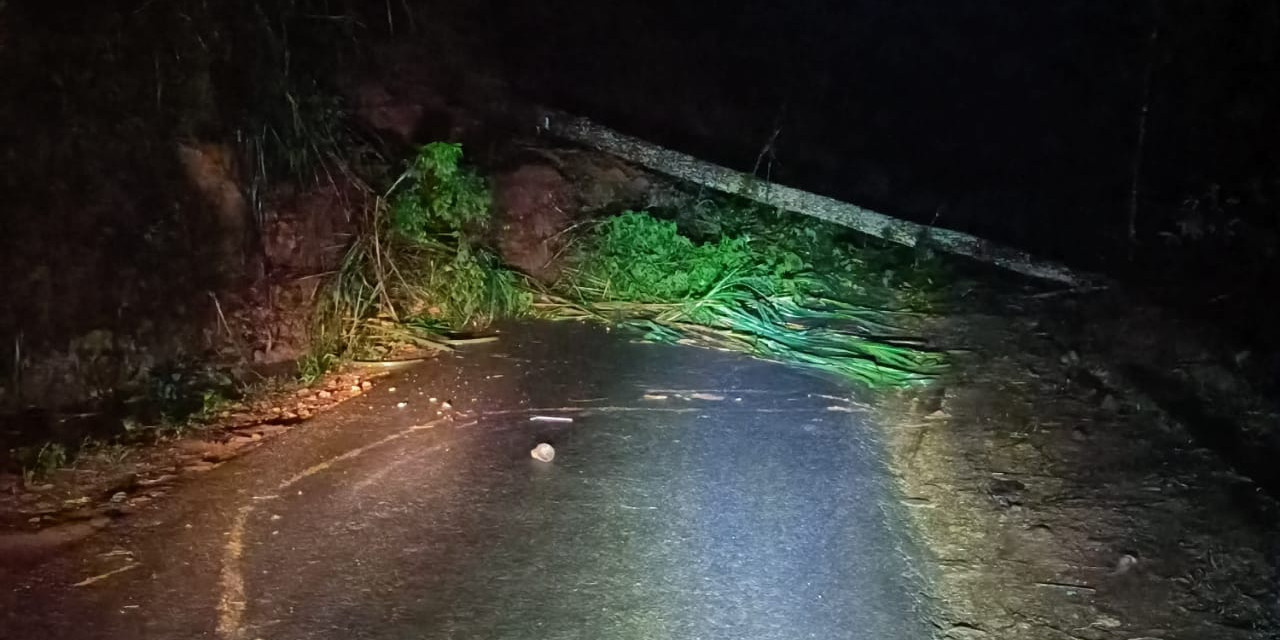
[
  {"xmin": 380, "ymin": 235, "xmax": 530, "ymax": 332},
  {"xmin": 575, "ymin": 212, "xmax": 752, "ymax": 301},
  {"xmin": 571, "ymin": 211, "xmax": 815, "ymax": 301},
  {"xmin": 680, "ymin": 198, "xmax": 948, "ymax": 310},
  {"xmin": 390, "ymin": 142, "xmax": 492, "ymax": 238},
  {"xmin": 314, "ymin": 143, "xmax": 528, "ymax": 362},
  {"xmin": 298, "ymin": 351, "xmax": 339, "ymax": 385},
  {"xmin": 549, "ymin": 207, "xmax": 946, "ymax": 388},
  {"xmin": 381, "ymin": 144, "xmax": 528, "ymax": 332}
]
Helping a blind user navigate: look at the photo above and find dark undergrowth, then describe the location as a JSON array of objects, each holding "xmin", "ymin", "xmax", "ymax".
[{"xmin": 0, "ymin": 0, "xmax": 375, "ymax": 474}]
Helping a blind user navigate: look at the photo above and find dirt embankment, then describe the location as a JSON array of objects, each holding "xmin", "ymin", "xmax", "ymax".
[
  {"xmin": 880, "ymin": 285, "xmax": 1279, "ymax": 640},
  {"xmin": 0, "ymin": 3, "xmax": 357, "ymax": 417}
]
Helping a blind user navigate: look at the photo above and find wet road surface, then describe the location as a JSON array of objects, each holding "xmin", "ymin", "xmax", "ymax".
[{"xmin": 1, "ymin": 322, "xmax": 931, "ymax": 639}]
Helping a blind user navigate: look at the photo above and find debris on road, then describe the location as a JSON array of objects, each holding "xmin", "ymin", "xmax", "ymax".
[
  {"xmin": 71, "ymin": 561, "xmax": 141, "ymax": 588},
  {"xmin": 688, "ymin": 393, "xmax": 725, "ymax": 401},
  {"xmin": 1112, "ymin": 554, "xmax": 1139, "ymax": 575},
  {"xmin": 530, "ymin": 443, "xmax": 556, "ymax": 462}
]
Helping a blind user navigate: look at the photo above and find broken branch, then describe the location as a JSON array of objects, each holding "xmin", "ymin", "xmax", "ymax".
[{"xmin": 542, "ymin": 111, "xmax": 1095, "ymax": 286}]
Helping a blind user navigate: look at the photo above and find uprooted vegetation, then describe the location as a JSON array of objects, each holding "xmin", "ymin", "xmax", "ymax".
[
  {"xmin": 313, "ymin": 142, "xmax": 947, "ymax": 388},
  {"xmin": 310, "ymin": 142, "xmax": 532, "ymax": 364},
  {"xmin": 540, "ymin": 212, "xmax": 945, "ymax": 386}
]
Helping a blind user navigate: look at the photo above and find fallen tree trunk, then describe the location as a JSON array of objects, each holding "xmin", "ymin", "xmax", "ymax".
[{"xmin": 540, "ymin": 112, "xmax": 1092, "ymax": 286}]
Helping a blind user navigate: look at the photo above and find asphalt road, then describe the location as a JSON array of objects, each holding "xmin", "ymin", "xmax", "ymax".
[{"xmin": 0, "ymin": 322, "xmax": 932, "ymax": 639}]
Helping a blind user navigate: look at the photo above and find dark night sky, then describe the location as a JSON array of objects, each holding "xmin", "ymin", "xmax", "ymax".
[{"xmin": 484, "ymin": 0, "xmax": 1278, "ymax": 264}]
